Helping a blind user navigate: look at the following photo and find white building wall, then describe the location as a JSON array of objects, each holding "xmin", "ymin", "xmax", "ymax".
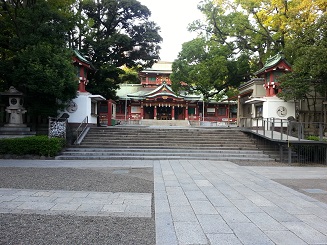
[
  {"xmin": 262, "ymin": 97, "xmax": 296, "ymax": 119},
  {"xmin": 59, "ymin": 92, "xmax": 104, "ymax": 124}
]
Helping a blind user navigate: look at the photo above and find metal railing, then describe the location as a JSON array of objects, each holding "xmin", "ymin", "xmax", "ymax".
[
  {"xmin": 240, "ymin": 117, "xmax": 327, "ymax": 141},
  {"xmin": 74, "ymin": 116, "xmax": 88, "ymax": 145},
  {"xmin": 241, "ymin": 118, "xmax": 327, "ymax": 164}
]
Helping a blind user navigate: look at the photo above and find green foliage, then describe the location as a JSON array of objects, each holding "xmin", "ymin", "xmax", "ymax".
[
  {"xmin": 171, "ymin": 37, "xmax": 251, "ymax": 100},
  {"xmin": 0, "ymin": 136, "xmax": 66, "ymax": 157},
  {"xmin": 120, "ymin": 66, "xmax": 141, "ymax": 84},
  {"xmin": 279, "ymin": 14, "xmax": 327, "ymax": 120},
  {"xmin": 0, "ymin": 0, "xmax": 77, "ymax": 117},
  {"xmin": 70, "ymin": 0, "xmax": 162, "ymax": 99},
  {"xmin": 306, "ymin": 135, "xmax": 320, "ymax": 141}
]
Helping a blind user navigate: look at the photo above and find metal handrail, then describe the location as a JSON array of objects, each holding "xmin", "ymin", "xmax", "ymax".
[
  {"xmin": 240, "ymin": 117, "xmax": 327, "ymax": 141},
  {"xmin": 74, "ymin": 116, "xmax": 88, "ymax": 145}
]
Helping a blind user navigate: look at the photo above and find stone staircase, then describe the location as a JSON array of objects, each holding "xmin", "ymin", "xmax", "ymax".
[{"xmin": 56, "ymin": 126, "xmax": 275, "ymax": 162}]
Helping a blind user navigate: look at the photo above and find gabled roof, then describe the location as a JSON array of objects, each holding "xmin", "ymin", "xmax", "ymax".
[
  {"xmin": 73, "ymin": 50, "xmax": 95, "ymax": 70},
  {"xmin": 117, "ymin": 82, "xmax": 202, "ymax": 101},
  {"xmin": 254, "ymin": 52, "xmax": 291, "ymax": 76},
  {"xmin": 139, "ymin": 61, "xmax": 172, "ymax": 75}
]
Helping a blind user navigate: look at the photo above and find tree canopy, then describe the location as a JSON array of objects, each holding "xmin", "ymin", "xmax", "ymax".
[
  {"xmin": 69, "ymin": 0, "xmax": 162, "ymax": 98},
  {"xmin": 172, "ymin": 0, "xmax": 327, "ymax": 102},
  {"xmin": 278, "ymin": 13, "xmax": 327, "ymax": 121},
  {"xmin": 0, "ymin": 0, "xmax": 162, "ymax": 117},
  {"xmin": 171, "ymin": 37, "xmax": 250, "ymax": 100},
  {"xmin": 0, "ymin": 0, "xmax": 77, "ymax": 117}
]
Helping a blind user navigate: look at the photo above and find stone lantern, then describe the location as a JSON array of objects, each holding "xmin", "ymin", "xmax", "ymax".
[
  {"xmin": 0, "ymin": 86, "xmax": 35, "ymax": 136},
  {"xmin": 1, "ymin": 86, "xmax": 27, "ymax": 126}
]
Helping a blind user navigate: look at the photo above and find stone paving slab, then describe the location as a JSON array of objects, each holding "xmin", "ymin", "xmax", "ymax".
[
  {"xmin": 154, "ymin": 160, "xmax": 327, "ymax": 245},
  {"xmin": 0, "ymin": 188, "xmax": 152, "ymax": 217},
  {"xmin": 1, "ymin": 159, "xmax": 327, "ymax": 244}
]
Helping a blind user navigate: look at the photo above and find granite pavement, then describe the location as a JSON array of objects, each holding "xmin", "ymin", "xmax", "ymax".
[{"xmin": 0, "ymin": 159, "xmax": 327, "ymax": 245}]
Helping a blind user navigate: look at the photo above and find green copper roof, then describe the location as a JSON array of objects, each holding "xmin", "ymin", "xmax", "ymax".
[
  {"xmin": 73, "ymin": 50, "xmax": 93, "ymax": 65},
  {"xmin": 254, "ymin": 52, "xmax": 290, "ymax": 75}
]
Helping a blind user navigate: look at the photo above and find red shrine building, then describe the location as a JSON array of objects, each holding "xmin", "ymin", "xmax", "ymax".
[
  {"xmin": 59, "ymin": 50, "xmax": 105, "ymax": 125},
  {"xmin": 237, "ymin": 53, "xmax": 295, "ymax": 125},
  {"xmin": 101, "ymin": 61, "xmax": 237, "ymax": 125}
]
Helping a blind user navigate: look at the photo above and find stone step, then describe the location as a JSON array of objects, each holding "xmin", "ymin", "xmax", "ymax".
[
  {"xmin": 78, "ymin": 143, "xmax": 258, "ymax": 148},
  {"xmin": 64, "ymin": 148, "xmax": 263, "ymax": 154},
  {"xmin": 55, "ymin": 155, "xmax": 274, "ymax": 161},
  {"xmin": 56, "ymin": 127, "xmax": 275, "ymax": 162},
  {"xmin": 58, "ymin": 152, "xmax": 269, "ymax": 158}
]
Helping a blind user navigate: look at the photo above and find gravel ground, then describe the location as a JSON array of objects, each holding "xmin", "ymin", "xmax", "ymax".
[
  {"xmin": 0, "ymin": 167, "xmax": 153, "ymax": 193},
  {"xmin": 0, "ymin": 214, "xmax": 155, "ymax": 245},
  {"xmin": 0, "ymin": 167, "xmax": 155, "ymax": 245},
  {"xmin": 272, "ymin": 178, "xmax": 327, "ymax": 204}
]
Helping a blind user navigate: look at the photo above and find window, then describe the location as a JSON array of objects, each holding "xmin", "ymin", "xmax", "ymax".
[
  {"xmin": 218, "ymin": 108, "xmax": 226, "ymax": 116},
  {"xmin": 255, "ymin": 105, "xmax": 263, "ymax": 118},
  {"xmin": 188, "ymin": 107, "xmax": 195, "ymax": 115},
  {"xmin": 91, "ymin": 101, "xmax": 97, "ymax": 115},
  {"xmin": 131, "ymin": 106, "xmax": 141, "ymax": 113},
  {"xmin": 207, "ymin": 108, "xmax": 215, "ymax": 113},
  {"xmin": 149, "ymin": 77, "xmax": 156, "ymax": 81}
]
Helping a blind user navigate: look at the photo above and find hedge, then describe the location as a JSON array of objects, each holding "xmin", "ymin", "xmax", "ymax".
[{"xmin": 0, "ymin": 135, "xmax": 66, "ymax": 157}]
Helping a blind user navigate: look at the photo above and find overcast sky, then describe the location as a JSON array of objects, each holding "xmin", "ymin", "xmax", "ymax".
[{"xmin": 138, "ymin": 0, "xmax": 204, "ymax": 62}]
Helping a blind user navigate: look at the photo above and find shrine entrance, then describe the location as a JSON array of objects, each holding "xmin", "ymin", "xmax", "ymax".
[{"xmin": 157, "ymin": 106, "xmax": 172, "ymax": 120}]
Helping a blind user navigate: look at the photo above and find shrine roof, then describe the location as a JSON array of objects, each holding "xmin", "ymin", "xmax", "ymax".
[
  {"xmin": 116, "ymin": 83, "xmax": 201, "ymax": 101},
  {"xmin": 140, "ymin": 61, "xmax": 172, "ymax": 75},
  {"xmin": 238, "ymin": 78, "xmax": 265, "ymax": 91},
  {"xmin": 254, "ymin": 53, "xmax": 291, "ymax": 75},
  {"xmin": 73, "ymin": 50, "xmax": 95, "ymax": 70}
]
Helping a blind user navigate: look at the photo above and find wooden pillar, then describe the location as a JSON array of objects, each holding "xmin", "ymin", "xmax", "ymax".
[
  {"xmin": 78, "ymin": 81, "xmax": 87, "ymax": 92},
  {"xmin": 154, "ymin": 106, "xmax": 157, "ymax": 120},
  {"xmin": 141, "ymin": 102, "xmax": 144, "ymax": 119},
  {"xmin": 185, "ymin": 104, "xmax": 189, "ymax": 120},
  {"xmin": 172, "ymin": 106, "xmax": 175, "ymax": 120},
  {"xmin": 107, "ymin": 100, "xmax": 112, "ymax": 126}
]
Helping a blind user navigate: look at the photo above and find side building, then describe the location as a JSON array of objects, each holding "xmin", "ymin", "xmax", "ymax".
[{"xmin": 237, "ymin": 53, "xmax": 296, "ymax": 126}]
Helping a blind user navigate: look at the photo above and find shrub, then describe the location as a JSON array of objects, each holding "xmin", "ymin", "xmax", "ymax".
[
  {"xmin": 306, "ymin": 135, "xmax": 326, "ymax": 141},
  {"xmin": 0, "ymin": 136, "xmax": 65, "ymax": 157}
]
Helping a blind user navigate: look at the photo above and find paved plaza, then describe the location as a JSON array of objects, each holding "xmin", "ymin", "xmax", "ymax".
[{"xmin": 0, "ymin": 159, "xmax": 327, "ymax": 244}]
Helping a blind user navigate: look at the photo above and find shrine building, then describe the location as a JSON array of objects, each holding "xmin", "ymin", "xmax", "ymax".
[
  {"xmin": 237, "ymin": 52, "xmax": 296, "ymax": 126},
  {"xmin": 101, "ymin": 61, "xmax": 237, "ymax": 125}
]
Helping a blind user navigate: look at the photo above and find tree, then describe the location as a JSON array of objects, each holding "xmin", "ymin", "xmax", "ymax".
[
  {"xmin": 190, "ymin": 0, "xmax": 326, "ymax": 68},
  {"xmin": 171, "ymin": 37, "xmax": 251, "ymax": 100},
  {"xmin": 120, "ymin": 66, "xmax": 141, "ymax": 84},
  {"xmin": 0, "ymin": 0, "xmax": 77, "ymax": 117},
  {"xmin": 279, "ymin": 13, "xmax": 327, "ymax": 122},
  {"xmin": 69, "ymin": 0, "xmax": 162, "ymax": 99}
]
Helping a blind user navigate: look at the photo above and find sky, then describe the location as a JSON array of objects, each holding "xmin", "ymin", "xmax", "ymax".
[{"xmin": 138, "ymin": 0, "xmax": 204, "ymax": 62}]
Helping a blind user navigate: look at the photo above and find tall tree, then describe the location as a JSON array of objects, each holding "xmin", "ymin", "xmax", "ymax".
[
  {"xmin": 278, "ymin": 13, "xmax": 327, "ymax": 122},
  {"xmin": 0, "ymin": 0, "xmax": 77, "ymax": 117},
  {"xmin": 171, "ymin": 37, "xmax": 251, "ymax": 100},
  {"xmin": 190, "ymin": 0, "xmax": 326, "ymax": 68},
  {"xmin": 70, "ymin": 0, "xmax": 162, "ymax": 99}
]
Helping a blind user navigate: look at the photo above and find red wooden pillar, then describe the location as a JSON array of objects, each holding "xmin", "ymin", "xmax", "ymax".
[
  {"xmin": 141, "ymin": 102, "xmax": 144, "ymax": 119},
  {"xmin": 172, "ymin": 106, "xmax": 175, "ymax": 120},
  {"xmin": 107, "ymin": 100, "xmax": 112, "ymax": 126},
  {"xmin": 185, "ymin": 104, "xmax": 189, "ymax": 120},
  {"xmin": 154, "ymin": 106, "xmax": 157, "ymax": 120}
]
